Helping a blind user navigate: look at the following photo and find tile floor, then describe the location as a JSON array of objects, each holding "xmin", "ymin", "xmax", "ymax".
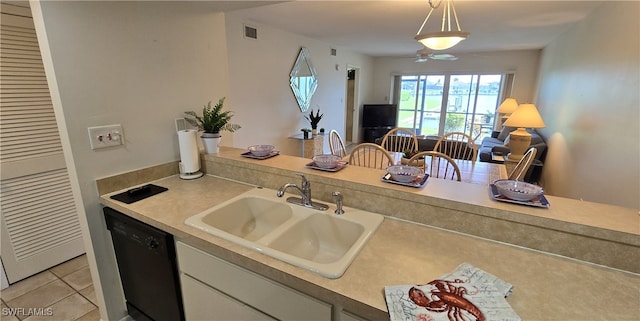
[{"xmin": 1, "ymin": 255, "xmax": 100, "ymax": 321}]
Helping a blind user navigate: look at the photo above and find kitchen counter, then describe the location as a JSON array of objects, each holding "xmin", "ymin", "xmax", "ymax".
[
  {"xmin": 100, "ymin": 173, "xmax": 640, "ymax": 320},
  {"xmin": 199, "ymin": 147, "xmax": 639, "ymax": 273}
]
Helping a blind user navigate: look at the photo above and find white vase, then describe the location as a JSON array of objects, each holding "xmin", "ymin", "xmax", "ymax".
[{"xmin": 201, "ymin": 133, "xmax": 221, "ymax": 154}]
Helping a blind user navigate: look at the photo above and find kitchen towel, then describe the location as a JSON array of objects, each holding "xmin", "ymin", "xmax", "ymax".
[
  {"xmin": 178, "ymin": 129, "xmax": 200, "ymax": 174},
  {"xmin": 384, "ymin": 263, "xmax": 521, "ymax": 321}
]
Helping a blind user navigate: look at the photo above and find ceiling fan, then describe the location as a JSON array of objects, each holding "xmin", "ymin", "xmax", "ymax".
[{"xmin": 415, "ymin": 48, "xmax": 458, "ymax": 62}]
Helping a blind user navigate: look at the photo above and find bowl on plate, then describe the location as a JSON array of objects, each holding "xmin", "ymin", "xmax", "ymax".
[
  {"xmin": 386, "ymin": 165, "xmax": 423, "ymax": 183},
  {"xmin": 248, "ymin": 145, "xmax": 275, "ymax": 157},
  {"xmin": 494, "ymin": 179, "xmax": 543, "ymax": 201},
  {"xmin": 312, "ymin": 154, "xmax": 341, "ymax": 169}
]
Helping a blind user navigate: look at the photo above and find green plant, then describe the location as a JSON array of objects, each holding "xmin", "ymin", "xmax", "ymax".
[
  {"xmin": 484, "ymin": 111, "xmax": 494, "ymax": 123},
  {"xmin": 184, "ymin": 97, "xmax": 241, "ymax": 134},
  {"xmin": 445, "ymin": 114, "xmax": 464, "ymax": 133},
  {"xmin": 305, "ymin": 109, "xmax": 323, "ymax": 129},
  {"xmin": 402, "ymin": 149, "xmax": 418, "ymax": 159}
]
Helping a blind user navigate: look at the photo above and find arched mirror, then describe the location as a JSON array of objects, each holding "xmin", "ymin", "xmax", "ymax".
[{"xmin": 290, "ymin": 47, "xmax": 318, "ymax": 112}]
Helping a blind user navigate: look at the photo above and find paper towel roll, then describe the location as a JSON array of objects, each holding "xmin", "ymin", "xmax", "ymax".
[{"xmin": 178, "ymin": 129, "xmax": 200, "ymax": 173}]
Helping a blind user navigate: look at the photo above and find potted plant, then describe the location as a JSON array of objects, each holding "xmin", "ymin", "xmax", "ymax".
[
  {"xmin": 304, "ymin": 109, "xmax": 323, "ymax": 135},
  {"xmin": 184, "ymin": 97, "xmax": 241, "ymax": 154},
  {"xmin": 400, "ymin": 149, "xmax": 424, "ymax": 166},
  {"xmin": 484, "ymin": 111, "xmax": 494, "ymax": 124}
]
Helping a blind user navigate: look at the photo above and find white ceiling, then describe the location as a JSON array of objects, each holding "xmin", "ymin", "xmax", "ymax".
[{"xmin": 224, "ymin": 0, "xmax": 604, "ymax": 57}]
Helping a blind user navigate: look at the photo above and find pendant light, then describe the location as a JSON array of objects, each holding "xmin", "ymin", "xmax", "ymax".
[{"xmin": 415, "ymin": 0, "xmax": 469, "ymax": 51}]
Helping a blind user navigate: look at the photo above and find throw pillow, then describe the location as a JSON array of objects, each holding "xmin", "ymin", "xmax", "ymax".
[{"xmin": 497, "ymin": 126, "xmax": 515, "ymax": 141}]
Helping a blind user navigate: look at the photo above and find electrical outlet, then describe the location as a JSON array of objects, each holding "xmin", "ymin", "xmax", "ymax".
[{"xmin": 88, "ymin": 124, "xmax": 124, "ymax": 150}]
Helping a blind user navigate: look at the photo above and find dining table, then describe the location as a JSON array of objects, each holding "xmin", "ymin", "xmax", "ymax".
[{"xmin": 389, "ymin": 152, "xmax": 507, "ymax": 185}]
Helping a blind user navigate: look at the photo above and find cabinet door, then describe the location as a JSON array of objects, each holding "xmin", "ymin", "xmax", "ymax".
[
  {"xmin": 181, "ymin": 273, "xmax": 275, "ymax": 321},
  {"xmin": 176, "ymin": 241, "xmax": 331, "ymax": 321},
  {"xmin": 339, "ymin": 311, "xmax": 368, "ymax": 321}
]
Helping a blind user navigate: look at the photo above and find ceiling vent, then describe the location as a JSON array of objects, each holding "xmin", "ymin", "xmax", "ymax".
[
  {"xmin": 330, "ymin": 48, "xmax": 337, "ymax": 56},
  {"xmin": 244, "ymin": 24, "xmax": 257, "ymax": 39}
]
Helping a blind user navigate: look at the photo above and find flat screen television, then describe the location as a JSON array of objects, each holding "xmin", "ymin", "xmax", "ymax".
[{"xmin": 362, "ymin": 104, "xmax": 398, "ymax": 128}]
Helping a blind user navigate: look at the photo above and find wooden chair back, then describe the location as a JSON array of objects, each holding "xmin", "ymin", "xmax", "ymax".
[
  {"xmin": 380, "ymin": 128, "xmax": 419, "ymax": 153},
  {"xmin": 328, "ymin": 129, "xmax": 347, "ymax": 158},
  {"xmin": 348, "ymin": 143, "xmax": 394, "ymax": 169},
  {"xmin": 434, "ymin": 131, "xmax": 478, "ymax": 164},
  {"xmin": 508, "ymin": 147, "xmax": 537, "ymax": 181},
  {"xmin": 407, "ymin": 151, "xmax": 461, "ymax": 181}
]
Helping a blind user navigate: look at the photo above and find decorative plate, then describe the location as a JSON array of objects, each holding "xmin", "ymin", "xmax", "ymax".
[
  {"xmin": 381, "ymin": 173, "xmax": 429, "ymax": 188},
  {"xmin": 489, "ymin": 184, "xmax": 550, "ymax": 208},
  {"xmin": 305, "ymin": 160, "xmax": 348, "ymax": 172},
  {"xmin": 240, "ymin": 150, "xmax": 280, "ymax": 160}
]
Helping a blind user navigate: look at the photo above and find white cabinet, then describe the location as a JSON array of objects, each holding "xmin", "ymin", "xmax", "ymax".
[
  {"xmin": 339, "ymin": 311, "xmax": 368, "ymax": 321},
  {"xmin": 180, "ymin": 273, "xmax": 274, "ymax": 320},
  {"xmin": 176, "ymin": 241, "xmax": 332, "ymax": 321}
]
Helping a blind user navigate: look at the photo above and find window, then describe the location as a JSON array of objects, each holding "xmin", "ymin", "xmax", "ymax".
[{"xmin": 394, "ymin": 73, "xmax": 508, "ymax": 142}]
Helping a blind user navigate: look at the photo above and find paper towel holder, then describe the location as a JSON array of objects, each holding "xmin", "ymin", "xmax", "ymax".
[
  {"xmin": 179, "ymin": 164, "xmax": 203, "ymax": 180},
  {"xmin": 178, "ymin": 128, "xmax": 203, "ymax": 180}
]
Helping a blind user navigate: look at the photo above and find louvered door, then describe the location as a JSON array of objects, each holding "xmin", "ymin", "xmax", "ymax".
[{"xmin": 0, "ymin": 1, "xmax": 84, "ymax": 283}]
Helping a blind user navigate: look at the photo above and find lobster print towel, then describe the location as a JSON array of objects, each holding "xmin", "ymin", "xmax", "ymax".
[{"xmin": 384, "ymin": 263, "xmax": 521, "ymax": 321}]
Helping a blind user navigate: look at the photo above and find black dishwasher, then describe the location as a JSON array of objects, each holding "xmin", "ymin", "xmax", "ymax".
[{"xmin": 104, "ymin": 207, "xmax": 184, "ymax": 321}]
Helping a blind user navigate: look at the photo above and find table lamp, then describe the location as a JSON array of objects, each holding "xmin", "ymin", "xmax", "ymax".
[
  {"xmin": 496, "ymin": 98, "xmax": 518, "ymax": 124},
  {"xmin": 503, "ymin": 103, "xmax": 545, "ymax": 161}
]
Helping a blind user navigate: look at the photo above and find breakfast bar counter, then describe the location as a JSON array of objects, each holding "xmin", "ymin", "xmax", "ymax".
[{"xmin": 98, "ymin": 147, "xmax": 639, "ymax": 320}]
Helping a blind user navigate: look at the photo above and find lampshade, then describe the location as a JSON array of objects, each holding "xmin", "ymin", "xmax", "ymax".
[
  {"xmin": 496, "ymin": 98, "xmax": 518, "ymax": 114},
  {"xmin": 415, "ymin": 0, "xmax": 469, "ymax": 51},
  {"xmin": 503, "ymin": 103, "xmax": 546, "ymax": 128},
  {"xmin": 415, "ymin": 31, "xmax": 469, "ymax": 51}
]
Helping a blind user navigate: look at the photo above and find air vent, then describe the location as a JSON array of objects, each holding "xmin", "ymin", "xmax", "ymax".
[
  {"xmin": 244, "ymin": 24, "xmax": 257, "ymax": 39},
  {"xmin": 331, "ymin": 48, "xmax": 337, "ymax": 56}
]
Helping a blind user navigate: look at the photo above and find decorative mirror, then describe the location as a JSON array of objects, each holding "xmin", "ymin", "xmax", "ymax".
[{"xmin": 289, "ymin": 47, "xmax": 318, "ymax": 112}]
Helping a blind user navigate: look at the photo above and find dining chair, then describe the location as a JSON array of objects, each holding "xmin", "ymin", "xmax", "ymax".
[
  {"xmin": 348, "ymin": 143, "xmax": 394, "ymax": 169},
  {"xmin": 407, "ymin": 151, "xmax": 462, "ymax": 181},
  {"xmin": 434, "ymin": 132, "xmax": 478, "ymax": 164},
  {"xmin": 380, "ymin": 128, "xmax": 419, "ymax": 153},
  {"xmin": 508, "ymin": 147, "xmax": 537, "ymax": 181},
  {"xmin": 328, "ymin": 129, "xmax": 347, "ymax": 158}
]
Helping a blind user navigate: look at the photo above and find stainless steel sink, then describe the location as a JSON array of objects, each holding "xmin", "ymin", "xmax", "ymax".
[{"xmin": 185, "ymin": 187, "xmax": 384, "ymax": 278}]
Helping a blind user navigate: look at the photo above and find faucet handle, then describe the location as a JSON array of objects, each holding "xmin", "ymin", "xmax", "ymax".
[
  {"xmin": 296, "ymin": 173, "xmax": 310, "ymax": 188},
  {"xmin": 332, "ymin": 191, "xmax": 344, "ymax": 215}
]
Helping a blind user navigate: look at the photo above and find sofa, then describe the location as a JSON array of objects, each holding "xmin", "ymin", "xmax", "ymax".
[
  {"xmin": 375, "ymin": 135, "xmax": 440, "ymax": 153},
  {"xmin": 478, "ymin": 127, "xmax": 546, "ymax": 162},
  {"xmin": 375, "ymin": 135, "xmax": 476, "ymax": 161}
]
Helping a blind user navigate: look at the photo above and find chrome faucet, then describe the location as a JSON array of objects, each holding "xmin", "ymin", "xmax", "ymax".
[
  {"xmin": 277, "ymin": 173, "xmax": 328, "ymax": 211},
  {"xmin": 332, "ymin": 191, "xmax": 344, "ymax": 215}
]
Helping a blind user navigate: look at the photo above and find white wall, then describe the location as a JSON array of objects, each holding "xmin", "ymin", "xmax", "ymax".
[
  {"xmin": 37, "ymin": 2, "xmax": 231, "ymax": 320},
  {"xmin": 535, "ymin": 1, "xmax": 639, "ymax": 209},
  {"xmin": 36, "ymin": 3, "xmax": 375, "ymax": 319},
  {"xmin": 370, "ymin": 50, "xmax": 541, "ymax": 104},
  {"xmin": 225, "ymin": 13, "xmax": 374, "ymax": 155}
]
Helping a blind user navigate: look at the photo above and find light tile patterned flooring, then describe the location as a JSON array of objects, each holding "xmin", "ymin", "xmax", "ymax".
[{"xmin": 1, "ymin": 255, "xmax": 100, "ymax": 321}]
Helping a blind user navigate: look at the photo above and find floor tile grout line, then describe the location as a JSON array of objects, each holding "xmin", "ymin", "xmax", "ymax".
[
  {"xmin": 2, "ymin": 276, "xmax": 59, "ymax": 307},
  {"xmin": 51, "ymin": 267, "xmax": 99, "ymax": 310},
  {"xmin": 2, "ymin": 257, "xmax": 97, "ymax": 316}
]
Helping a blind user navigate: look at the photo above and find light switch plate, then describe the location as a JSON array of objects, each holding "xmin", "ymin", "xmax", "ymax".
[{"xmin": 88, "ymin": 124, "xmax": 124, "ymax": 150}]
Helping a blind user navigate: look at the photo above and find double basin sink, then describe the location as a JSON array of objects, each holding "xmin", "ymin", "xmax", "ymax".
[{"xmin": 185, "ymin": 187, "xmax": 384, "ymax": 278}]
